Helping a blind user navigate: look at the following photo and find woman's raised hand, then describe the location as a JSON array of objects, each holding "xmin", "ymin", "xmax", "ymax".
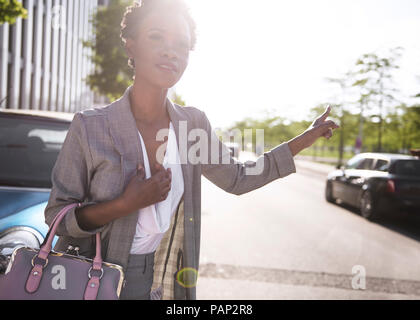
[
  {"xmin": 302, "ymin": 105, "xmax": 340, "ymax": 148},
  {"xmin": 119, "ymin": 162, "xmax": 172, "ymax": 213}
]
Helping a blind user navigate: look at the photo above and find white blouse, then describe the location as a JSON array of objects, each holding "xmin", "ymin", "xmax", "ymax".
[{"xmin": 129, "ymin": 121, "xmax": 184, "ymax": 254}]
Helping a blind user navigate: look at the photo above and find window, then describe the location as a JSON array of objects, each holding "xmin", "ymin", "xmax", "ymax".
[
  {"xmin": 373, "ymin": 159, "xmax": 389, "ymax": 172},
  {"xmin": 356, "ymin": 158, "xmax": 375, "ymax": 170},
  {"xmin": 345, "ymin": 155, "xmax": 364, "ymax": 169},
  {"xmin": 0, "ymin": 115, "xmax": 69, "ymax": 188},
  {"xmin": 392, "ymin": 160, "xmax": 420, "ymax": 177}
]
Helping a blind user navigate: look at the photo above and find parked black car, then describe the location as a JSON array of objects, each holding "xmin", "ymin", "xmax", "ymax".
[{"xmin": 325, "ymin": 152, "xmax": 420, "ymax": 221}]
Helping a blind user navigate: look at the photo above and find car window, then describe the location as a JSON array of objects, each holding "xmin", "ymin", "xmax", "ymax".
[
  {"xmin": 29, "ymin": 128, "xmax": 67, "ymax": 148},
  {"xmin": 0, "ymin": 116, "xmax": 70, "ymax": 188},
  {"xmin": 345, "ymin": 155, "xmax": 364, "ymax": 169},
  {"xmin": 373, "ymin": 159, "xmax": 389, "ymax": 172},
  {"xmin": 392, "ymin": 160, "xmax": 420, "ymax": 177},
  {"xmin": 354, "ymin": 158, "xmax": 375, "ymax": 170}
]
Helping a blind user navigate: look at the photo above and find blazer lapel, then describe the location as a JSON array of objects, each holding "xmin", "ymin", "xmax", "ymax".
[
  {"xmin": 107, "ymin": 85, "xmax": 144, "ymax": 170},
  {"xmin": 166, "ymin": 97, "xmax": 193, "ymax": 209},
  {"xmin": 105, "ymin": 85, "xmax": 143, "ymax": 266},
  {"xmin": 166, "ymin": 98, "xmax": 196, "ymax": 271}
]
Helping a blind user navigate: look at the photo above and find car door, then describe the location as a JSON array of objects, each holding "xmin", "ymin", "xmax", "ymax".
[
  {"xmin": 345, "ymin": 158, "xmax": 375, "ymax": 206},
  {"xmin": 334, "ymin": 155, "xmax": 363, "ymax": 203}
]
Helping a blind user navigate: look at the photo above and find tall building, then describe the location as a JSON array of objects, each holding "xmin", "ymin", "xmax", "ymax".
[{"xmin": 0, "ymin": 0, "xmax": 102, "ymax": 113}]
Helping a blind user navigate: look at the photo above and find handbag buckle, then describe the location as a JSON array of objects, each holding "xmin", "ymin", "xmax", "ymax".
[
  {"xmin": 88, "ymin": 266, "xmax": 104, "ymax": 280},
  {"xmin": 31, "ymin": 254, "xmax": 49, "ymax": 269}
]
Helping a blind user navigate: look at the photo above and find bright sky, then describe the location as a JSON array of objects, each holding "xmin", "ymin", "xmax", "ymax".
[{"xmin": 174, "ymin": 0, "xmax": 420, "ymax": 130}]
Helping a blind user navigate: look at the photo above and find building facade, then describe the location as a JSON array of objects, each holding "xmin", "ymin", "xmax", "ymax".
[{"xmin": 0, "ymin": 0, "xmax": 104, "ymax": 113}]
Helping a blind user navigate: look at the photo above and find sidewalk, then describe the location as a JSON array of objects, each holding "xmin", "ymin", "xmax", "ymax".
[
  {"xmin": 197, "ymin": 277, "xmax": 420, "ymax": 300},
  {"xmin": 196, "ymin": 262, "xmax": 420, "ymax": 300}
]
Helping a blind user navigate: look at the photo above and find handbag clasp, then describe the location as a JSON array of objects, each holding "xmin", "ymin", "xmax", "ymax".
[{"xmin": 31, "ymin": 254, "xmax": 48, "ymax": 269}]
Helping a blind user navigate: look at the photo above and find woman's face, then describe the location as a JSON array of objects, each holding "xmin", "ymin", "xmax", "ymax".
[{"xmin": 126, "ymin": 10, "xmax": 192, "ymax": 89}]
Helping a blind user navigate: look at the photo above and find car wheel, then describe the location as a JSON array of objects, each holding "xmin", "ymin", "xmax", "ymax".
[
  {"xmin": 325, "ymin": 181, "xmax": 335, "ymax": 203},
  {"xmin": 360, "ymin": 190, "xmax": 381, "ymax": 221}
]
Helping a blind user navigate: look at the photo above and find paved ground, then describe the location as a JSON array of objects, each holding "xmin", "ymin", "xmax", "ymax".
[{"xmin": 196, "ymin": 157, "xmax": 420, "ymax": 300}]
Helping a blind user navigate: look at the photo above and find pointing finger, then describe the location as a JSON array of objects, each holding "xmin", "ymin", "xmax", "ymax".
[{"xmin": 319, "ymin": 105, "xmax": 331, "ymax": 122}]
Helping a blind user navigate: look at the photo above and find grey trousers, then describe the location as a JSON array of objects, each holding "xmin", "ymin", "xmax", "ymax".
[{"xmin": 119, "ymin": 251, "xmax": 155, "ymax": 300}]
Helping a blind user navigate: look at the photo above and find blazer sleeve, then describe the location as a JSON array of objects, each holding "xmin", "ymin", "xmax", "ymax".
[
  {"xmin": 44, "ymin": 112, "xmax": 107, "ymax": 238},
  {"xmin": 199, "ymin": 110, "xmax": 296, "ymax": 195}
]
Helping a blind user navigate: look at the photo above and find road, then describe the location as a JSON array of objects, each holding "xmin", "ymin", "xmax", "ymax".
[{"xmin": 196, "ymin": 159, "xmax": 420, "ymax": 299}]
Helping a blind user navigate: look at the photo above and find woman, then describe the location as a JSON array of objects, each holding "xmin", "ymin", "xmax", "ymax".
[{"xmin": 44, "ymin": 0, "xmax": 339, "ymax": 300}]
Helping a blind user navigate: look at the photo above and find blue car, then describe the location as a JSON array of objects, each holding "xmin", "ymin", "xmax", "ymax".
[{"xmin": 0, "ymin": 108, "xmax": 73, "ymax": 273}]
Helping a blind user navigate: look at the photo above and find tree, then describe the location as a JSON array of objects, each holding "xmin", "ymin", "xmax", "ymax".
[
  {"xmin": 400, "ymin": 105, "xmax": 420, "ymax": 150},
  {"xmin": 386, "ymin": 104, "xmax": 420, "ymax": 152},
  {"xmin": 350, "ymin": 47, "xmax": 403, "ymax": 152},
  {"xmin": 83, "ymin": 0, "xmax": 133, "ymax": 102},
  {"xmin": 0, "ymin": 0, "xmax": 27, "ymax": 25},
  {"xmin": 324, "ymin": 75, "xmax": 354, "ymax": 165},
  {"xmin": 228, "ymin": 114, "xmax": 301, "ymax": 153}
]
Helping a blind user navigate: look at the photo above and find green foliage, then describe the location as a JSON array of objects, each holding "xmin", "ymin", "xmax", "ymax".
[
  {"xmin": 171, "ymin": 92, "xmax": 186, "ymax": 106},
  {"xmin": 226, "ymin": 94, "xmax": 420, "ymax": 158},
  {"xmin": 227, "ymin": 115, "xmax": 310, "ymax": 152},
  {"xmin": 351, "ymin": 49, "xmax": 402, "ymax": 106},
  {"xmin": 348, "ymin": 47, "xmax": 404, "ymax": 152},
  {"xmin": 83, "ymin": 0, "xmax": 133, "ymax": 102},
  {"xmin": 0, "ymin": 0, "xmax": 27, "ymax": 25}
]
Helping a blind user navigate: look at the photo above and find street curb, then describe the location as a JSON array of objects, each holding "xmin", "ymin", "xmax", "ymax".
[{"xmin": 294, "ymin": 159, "xmax": 336, "ymax": 177}]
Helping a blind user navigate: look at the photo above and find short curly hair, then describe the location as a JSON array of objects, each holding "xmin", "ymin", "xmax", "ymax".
[{"xmin": 120, "ymin": 0, "xmax": 197, "ymax": 69}]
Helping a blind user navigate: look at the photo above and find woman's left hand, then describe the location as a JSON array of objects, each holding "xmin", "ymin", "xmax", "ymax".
[{"xmin": 305, "ymin": 105, "xmax": 340, "ymax": 145}]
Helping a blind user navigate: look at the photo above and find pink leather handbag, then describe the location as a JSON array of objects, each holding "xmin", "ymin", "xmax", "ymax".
[{"xmin": 0, "ymin": 203, "xmax": 124, "ymax": 300}]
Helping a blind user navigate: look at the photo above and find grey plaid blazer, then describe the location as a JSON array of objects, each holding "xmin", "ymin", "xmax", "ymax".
[{"xmin": 44, "ymin": 85, "xmax": 296, "ymax": 300}]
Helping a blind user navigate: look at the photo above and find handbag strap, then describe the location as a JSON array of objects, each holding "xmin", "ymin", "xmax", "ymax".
[
  {"xmin": 26, "ymin": 203, "xmax": 103, "ymax": 299},
  {"xmin": 38, "ymin": 203, "xmax": 81, "ymax": 259},
  {"xmin": 41, "ymin": 204, "xmax": 103, "ymax": 263},
  {"xmin": 41, "ymin": 202, "xmax": 79, "ymax": 246}
]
